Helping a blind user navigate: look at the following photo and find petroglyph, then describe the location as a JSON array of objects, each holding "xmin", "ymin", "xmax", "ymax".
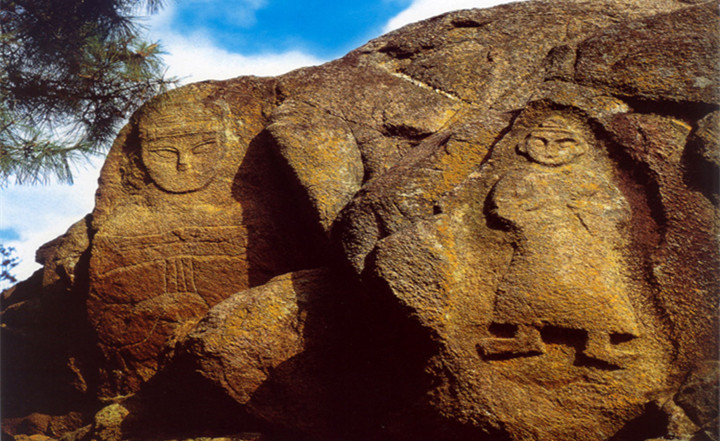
[{"xmin": 479, "ymin": 115, "xmax": 639, "ymax": 368}]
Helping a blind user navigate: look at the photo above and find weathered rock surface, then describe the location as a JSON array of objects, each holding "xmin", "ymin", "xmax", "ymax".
[
  {"xmin": 2, "ymin": 1, "xmax": 718, "ymax": 440},
  {"xmin": 176, "ymin": 268, "xmax": 341, "ymax": 438},
  {"xmin": 86, "ymin": 82, "xmax": 327, "ymax": 398}
]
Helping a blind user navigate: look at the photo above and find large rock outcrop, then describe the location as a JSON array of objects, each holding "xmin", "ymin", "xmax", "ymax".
[{"xmin": 2, "ymin": 1, "xmax": 718, "ymax": 440}]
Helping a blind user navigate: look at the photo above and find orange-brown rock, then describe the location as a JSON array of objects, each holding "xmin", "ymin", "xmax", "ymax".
[
  {"xmin": 2, "ymin": 1, "xmax": 718, "ymax": 440},
  {"xmin": 86, "ymin": 81, "xmax": 325, "ymax": 398},
  {"xmin": 177, "ymin": 268, "xmax": 340, "ymax": 438}
]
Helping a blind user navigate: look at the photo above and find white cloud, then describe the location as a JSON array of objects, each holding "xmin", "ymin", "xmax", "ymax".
[
  {"xmin": 159, "ymin": 32, "xmax": 324, "ymax": 82},
  {"xmin": 147, "ymin": 4, "xmax": 325, "ymax": 83},
  {"xmin": 383, "ymin": 0, "xmax": 521, "ymax": 32},
  {"xmin": 1, "ymin": 157, "xmax": 103, "ymax": 284}
]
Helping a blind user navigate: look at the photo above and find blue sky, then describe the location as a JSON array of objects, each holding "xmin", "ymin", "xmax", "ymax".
[
  {"xmin": 168, "ymin": 0, "xmax": 410, "ymax": 58},
  {"xmin": 1, "ymin": 0, "xmax": 517, "ymax": 284}
]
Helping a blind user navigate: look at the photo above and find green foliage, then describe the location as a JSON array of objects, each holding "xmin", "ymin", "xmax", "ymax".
[
  {"xmin": 0, "ymin": 0, "xmax": 176, "ymax": 185},
  {"xmin": 0, "ymin": 245, "xmax": 19, "ymax": 287}
]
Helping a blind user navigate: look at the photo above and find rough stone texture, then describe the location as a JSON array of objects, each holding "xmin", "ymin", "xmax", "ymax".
[
  {"xmin": 1, "ymin": 218, "xmax": 97, "ymax": 438},
  {"xmin": 370, "ymin": 108, "xmax": 676, "ymax": 440},
  {"xmin": 266, "ymin": 101, "xmax": 364, "ymax": 234},
  {"xmin": 2, "ymin": 1, "xmax": 718, "ymax": 441},
  {"xmin": 674, "ymin": 361, "xmax": 720, "ymax": 439},
  {"xmin": 574, "ymin": 4, "xmax": 719, "ymax": 104},
  {"xmin": 86, "ymin": 82, "xmax": 325, "ymax": 398},
  {"xmin": 176, "ymin": 268, "xmax": 339, "ymax": 438}
]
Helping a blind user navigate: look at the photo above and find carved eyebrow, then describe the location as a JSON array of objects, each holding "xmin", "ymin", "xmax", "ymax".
[
  {"xmin": 193, "ymin": 139, "xmax": 215, "ymax": 146},
  {"xmin": 191, "ymin": 140, "xmax": 216, "ymax": 151},
  {"xmin": 528, "ymin": 135, "xmax": 547, "ymax": 141}
]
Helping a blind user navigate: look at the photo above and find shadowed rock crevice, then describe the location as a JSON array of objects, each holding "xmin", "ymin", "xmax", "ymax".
[
  {"xmin": 682, "ymin": 111, "xmax": 720, "ymax": 207},
  {"xmin": 1, "ymin": 216, "xmax": 103, "ymax": 438},
  {"xmin": 607, "ymin": 402, "xmax": 670, "ymax": 441},
  {"xmin": 2, "ymin": 1, "xmax": 718, "ymax": 440},
  {"xmin": 118, "ymin": 362, "xmax": 266, "ymax": 441}
]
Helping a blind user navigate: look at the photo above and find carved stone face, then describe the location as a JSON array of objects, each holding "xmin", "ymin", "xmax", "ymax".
[
  {"xmin": 141, "ymin": 129, "xmax": 226, "ymax": 193},
  {"xmin": 524, "ymin": 130, "xmax": 585, "ymax": 166},
  {"xmin": 520, "ymin": 116, "xmax": 588, "ymax": 166}
]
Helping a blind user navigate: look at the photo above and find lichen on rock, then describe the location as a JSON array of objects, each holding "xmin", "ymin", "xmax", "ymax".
[{"xmin": 2, "ymin": 1, "xmax": 718, "ymax": 441}]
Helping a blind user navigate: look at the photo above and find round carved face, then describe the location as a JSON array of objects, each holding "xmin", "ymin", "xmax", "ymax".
[
  {"xmin": 523, "ymin": 130, "xmax": 586, "ymax": 166},
  {"xmin": 141, "ymin": 131, "xmax": 226, "ymax": 193}
]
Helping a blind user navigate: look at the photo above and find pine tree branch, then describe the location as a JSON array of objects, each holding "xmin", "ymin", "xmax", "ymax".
[{"xmin": 0, "ymin": 0, "xmax": 177, "ymax": 185}]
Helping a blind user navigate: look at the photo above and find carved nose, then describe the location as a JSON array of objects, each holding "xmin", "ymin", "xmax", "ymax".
[{"xmin": 177, "ymin": 154, "xmax": 190, "ymax": 171}]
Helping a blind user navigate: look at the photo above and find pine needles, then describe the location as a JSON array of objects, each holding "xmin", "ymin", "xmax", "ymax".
[{"xmin": 0, "ymin": 0, "xmax": 176, "ymax": 185}]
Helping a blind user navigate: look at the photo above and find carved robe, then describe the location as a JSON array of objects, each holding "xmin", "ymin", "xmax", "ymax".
[
  {"xmin": 85, "ymin": 197, "xmax": 275, "ymax": 395},
  {"xmin": 490, "ymin": 163, "xmax": 640, "ymax": 337}
]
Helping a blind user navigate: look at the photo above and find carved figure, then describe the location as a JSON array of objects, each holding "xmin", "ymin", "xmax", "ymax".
[
  {"xmin": 478, "ymin": 115, "xmax": 640, "ymax": 368},
  {"xmin": 87, "ymin": 96, "xmax": 258, "ymax": 396}
]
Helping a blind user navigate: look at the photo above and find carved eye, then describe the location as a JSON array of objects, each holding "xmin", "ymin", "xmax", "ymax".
[
  {"xmin": 527, "ymin": 137, "xmax": 545, "ymax": 150},
  {"xmin": 557, "ymin": 138, "xmax": 577, "ymax": 150},
  {"xmin": 192, "ymin": 141, "xmax": 216, "ymax": 155},
  {"xmin": 150, "ymin": 148, "xmax": 178, "ymax": 159}
]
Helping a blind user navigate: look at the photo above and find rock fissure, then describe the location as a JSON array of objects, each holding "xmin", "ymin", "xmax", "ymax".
[
  {"xmin": 383, "ymin": 69, "xmax": 467, "ymax": 103},
  {"xmin": 2, "ymin": 2, "xmax": 718, "ymax": 441}
]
